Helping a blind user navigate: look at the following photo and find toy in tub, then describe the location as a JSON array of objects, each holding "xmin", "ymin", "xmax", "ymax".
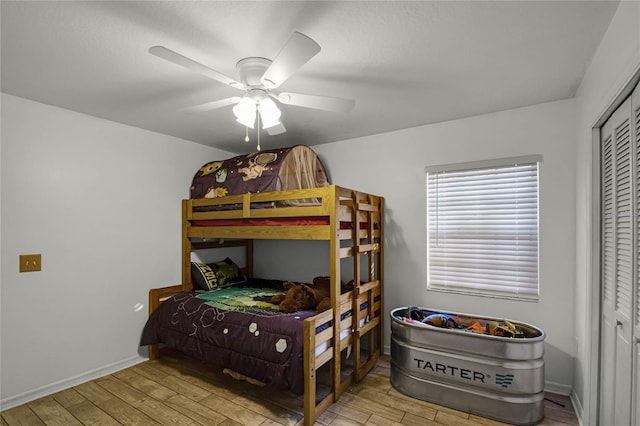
[{"xmin": 390, "ymin": 307, "xmax": 545, "ymax": 426}]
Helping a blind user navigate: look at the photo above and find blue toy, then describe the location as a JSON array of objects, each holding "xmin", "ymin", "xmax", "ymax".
[{"xmin": 422, "ymin": 313, "xmax": 458, "ymax": 328}]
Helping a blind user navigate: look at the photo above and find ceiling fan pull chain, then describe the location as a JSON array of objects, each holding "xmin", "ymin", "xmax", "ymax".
[
  {"xmin": 256, "ymin": 107, "xmax": 261, "ymax": 151},
  {"xmin": 244, "ymin": 127, "xmax": 250, "ymax": 143}
]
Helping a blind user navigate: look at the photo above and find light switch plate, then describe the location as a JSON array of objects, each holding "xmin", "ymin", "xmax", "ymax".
[{"xmin": 20, "ymin": 254, "xmax": 41, "ymax": 272}]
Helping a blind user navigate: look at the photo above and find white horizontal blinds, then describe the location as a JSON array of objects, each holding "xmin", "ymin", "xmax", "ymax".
[{"xmin": 427, "ymin": 158, "xmax": 539, "ymax": 296}]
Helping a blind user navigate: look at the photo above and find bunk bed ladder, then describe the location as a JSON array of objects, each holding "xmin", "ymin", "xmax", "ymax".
[{"xmin": 352, "ymin": 191, "xmax": 384, "ymax": 381}]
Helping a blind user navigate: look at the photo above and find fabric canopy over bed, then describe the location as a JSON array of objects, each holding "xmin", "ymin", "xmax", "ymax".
[{"xmin": 190, "ymin": 144, "xmax": 329, "ymax": 202}]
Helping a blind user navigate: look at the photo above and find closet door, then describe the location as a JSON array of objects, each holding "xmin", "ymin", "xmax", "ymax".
[
  {"xmin": 632, "ymin": 80, "xmax": 640, "ymax": 426},
  {"xmin": 600, "ymin": 94, "xmax": 634, "ymax": 426}
]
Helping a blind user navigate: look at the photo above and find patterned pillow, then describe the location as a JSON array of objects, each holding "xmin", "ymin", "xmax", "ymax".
[{"xmin": 191, "ymin": 258, "xmax": 246, "ymax": 290}]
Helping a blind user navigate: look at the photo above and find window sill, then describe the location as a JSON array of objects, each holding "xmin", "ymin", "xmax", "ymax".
[{"xmin": 427, "ymin": 286, "xmax": 539, "ymax": 303}]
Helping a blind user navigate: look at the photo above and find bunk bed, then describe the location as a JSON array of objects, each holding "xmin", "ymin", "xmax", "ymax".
[{"xmin": 140, "ymin": 146, "xmax": 384, "ymax": 425}]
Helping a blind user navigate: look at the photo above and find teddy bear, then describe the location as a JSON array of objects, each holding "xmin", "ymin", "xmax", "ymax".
[{"xmin": 271, "ymin": 276, "xmax": 355, "ymax": 313}]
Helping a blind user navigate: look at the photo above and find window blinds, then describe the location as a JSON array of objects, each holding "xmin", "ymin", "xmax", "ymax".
[{"xmin": 427, "ymin": 156, "xmax": 540, "ymax": 298}]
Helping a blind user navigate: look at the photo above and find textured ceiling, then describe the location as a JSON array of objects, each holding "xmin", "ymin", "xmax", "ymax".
[{"xmin": 1, "ymin": 1, "xmax": 619, "ymax": 153}]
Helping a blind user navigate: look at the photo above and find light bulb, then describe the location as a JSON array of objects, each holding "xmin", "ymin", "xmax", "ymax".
[
  {"xmin": 259, "ymin": 98, "xmax": 281, "ymax": 129},
  {"xmin": 233, "ymin": 97, "xmax": 256, "ymax": 128}
]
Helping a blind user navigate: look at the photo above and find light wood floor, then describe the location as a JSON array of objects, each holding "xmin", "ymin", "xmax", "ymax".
[{"xmin": 1, "ymin": 353, "xmax": 578, "ymax": 426}]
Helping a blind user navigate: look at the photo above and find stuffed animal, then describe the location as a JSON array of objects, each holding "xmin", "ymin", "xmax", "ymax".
[{"xmin": 271, "ymin": 276, "xmax": 354, "ymax": 313}]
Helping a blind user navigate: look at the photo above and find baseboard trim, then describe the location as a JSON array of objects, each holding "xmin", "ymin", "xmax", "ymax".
[
  {"xmin": 570, "ymin": 390, "xmax": 585, "ymax": 426},
  {"xmin": 544, "ymin": 380, "xmax": 572, "ymax": 396},
  {"xmin": 0, "ymin": 355, "xmax": 146, "ymax": 411}
]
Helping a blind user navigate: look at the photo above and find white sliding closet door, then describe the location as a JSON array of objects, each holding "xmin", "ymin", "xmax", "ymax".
[
  {"xmin": 599, "ymin": 80, "xmax": 639, "ymax": 426},
  {"xmin": 632, "ymin": 81, "xmax": 640, "ymax": 426}
]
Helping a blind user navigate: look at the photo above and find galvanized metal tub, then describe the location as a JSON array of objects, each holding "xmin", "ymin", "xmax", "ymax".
[{"xmin": 390, "ymin": 307, "xmax": 545, "ymax": 426}]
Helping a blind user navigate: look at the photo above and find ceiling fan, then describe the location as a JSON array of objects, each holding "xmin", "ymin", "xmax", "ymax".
[{"xmin": 149, "ymin": 32, "xmax": 355, "ymax": 148}]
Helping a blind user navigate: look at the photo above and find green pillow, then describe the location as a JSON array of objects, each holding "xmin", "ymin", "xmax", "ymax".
[{"xmin": 191, "ymin": 258, "xmax": 246, "ymax": 290}]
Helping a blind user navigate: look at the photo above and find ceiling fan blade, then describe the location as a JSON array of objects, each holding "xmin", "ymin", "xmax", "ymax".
[
  {"xmin": 266, "ymin": 122, "xmax": 287, "ymax": 135},
  {"xmin": 277, "ymin": 92, "xmax": 355, "ymax": 113},
  {"xmin": 149, "ymin": 46, "xmax": 244, "ymax": 89},
  {"xmin": 260, "ymin": 32, "xmax": 321, "ymax": 89},
  {"xmin": 184, "ymin": 97, "xmax": 241, "ymax": 113}
]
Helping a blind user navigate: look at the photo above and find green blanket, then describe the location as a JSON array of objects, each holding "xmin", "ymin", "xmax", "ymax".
[{"xmin": 195, "ymin": 286, "xmax": 284, "ymax": 316}]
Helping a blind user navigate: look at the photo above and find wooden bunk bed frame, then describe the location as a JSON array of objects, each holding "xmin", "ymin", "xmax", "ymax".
[{"xmin": 147, "ymin": 185, "xmax": 384, "ymax": 425}]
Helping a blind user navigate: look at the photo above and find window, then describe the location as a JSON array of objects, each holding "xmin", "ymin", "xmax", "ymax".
[{"xmin": 426, "ymin": 156, "xmax": 541, "ymax": 300}]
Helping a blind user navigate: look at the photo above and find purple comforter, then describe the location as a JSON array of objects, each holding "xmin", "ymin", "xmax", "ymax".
[{"xmin": 140, "ymin": 282, "xmax": 317, "ymax": 394}]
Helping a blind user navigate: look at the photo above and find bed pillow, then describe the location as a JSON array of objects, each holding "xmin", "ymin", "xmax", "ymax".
[{"xmin": 191, "ymin": 258, "xmax": 247, "ymax": 290}]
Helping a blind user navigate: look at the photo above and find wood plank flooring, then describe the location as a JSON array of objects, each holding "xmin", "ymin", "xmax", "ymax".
[{"xmin": 1, "ymin": 353, "xmax": 578, "ymax": 426}]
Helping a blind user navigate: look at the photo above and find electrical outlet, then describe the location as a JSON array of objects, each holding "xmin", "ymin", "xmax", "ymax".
[{"xmin": 19, "ymin": 254, "xmax": 41, "ymax": 272}]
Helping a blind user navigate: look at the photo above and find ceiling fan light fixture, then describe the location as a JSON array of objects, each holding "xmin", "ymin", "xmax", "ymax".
[
  {"xmin": 233, "ymin": 97, "xmax": 257, "ymax": 128},
  {"xmin": 150, "ymin": 32, "xmax": 354, "ymax": 142},
  {"xmin": 259, "ymin": 97, "xmax": 282, "ymax": 129}
]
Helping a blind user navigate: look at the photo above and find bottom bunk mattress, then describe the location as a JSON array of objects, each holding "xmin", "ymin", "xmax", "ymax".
[{"xmin": 140, "ymin": 280, "xmax": 317, "ymax": 394}]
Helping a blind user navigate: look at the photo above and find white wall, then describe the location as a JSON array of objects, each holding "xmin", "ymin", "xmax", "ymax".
[
  {"xmin": 256, "ymin": 99, "xmax": 578, "ymax": 393},
  {"xmin": 0, "ymin": 94, "xmax": 229, "ymax": 409},
  {"xmin": 573, "ymin": 1, "xmax": 640, "ymax": 423}
]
